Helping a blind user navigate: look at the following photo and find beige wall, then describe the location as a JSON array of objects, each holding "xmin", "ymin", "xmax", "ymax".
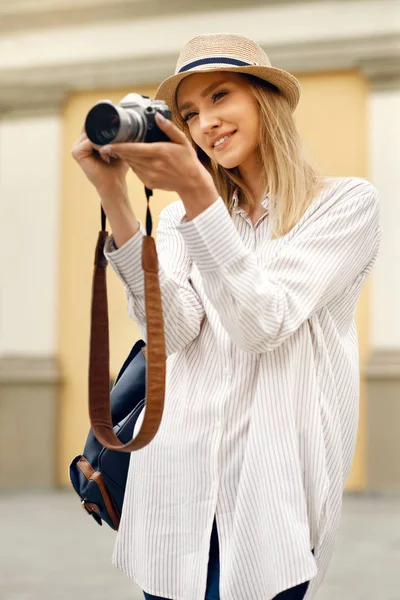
[{"xmin": 59, "ymin": 72, "xmax": 369, "ymax": 489}]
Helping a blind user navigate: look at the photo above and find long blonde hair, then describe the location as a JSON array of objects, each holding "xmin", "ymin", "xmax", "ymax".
[{"xmin": 178, "ymin": 74, "xmax": 326, "ymax": 238}]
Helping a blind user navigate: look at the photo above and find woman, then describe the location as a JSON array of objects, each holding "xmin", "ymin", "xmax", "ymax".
[{"xmin": 72, "ymin": 33, "xmax": 380, "ymax": 600}]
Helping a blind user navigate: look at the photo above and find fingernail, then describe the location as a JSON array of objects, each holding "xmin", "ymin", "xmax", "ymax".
[
  {"xmin": 102, "ymin": 147, "xmax": 117, "ymax": 159},
  {"xmin": 155, "ymin": 112, "xmax": 165, "ymax": 122},
  {"xmin": 102, "ymin": 154, "xmax": 110, "ymax": 164}
]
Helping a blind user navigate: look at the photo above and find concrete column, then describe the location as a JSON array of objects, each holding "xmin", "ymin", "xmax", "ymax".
[
  {"xmin": 0, "ymin": 105, "xmax": 63, "ymax": 489},
  {"xmin": 364, "ymin": 62, "xmax": 400, "ymax": 492}
]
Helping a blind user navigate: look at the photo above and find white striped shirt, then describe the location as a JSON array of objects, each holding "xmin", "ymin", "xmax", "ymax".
[{"xmin": 104, "ymin": 176, "xmax": 380, "ymax": 600}]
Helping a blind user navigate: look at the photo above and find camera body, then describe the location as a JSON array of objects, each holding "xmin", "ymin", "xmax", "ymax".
[{"xmin": 85, "ymin": 93, "xmax": 172, "ymax": 146}]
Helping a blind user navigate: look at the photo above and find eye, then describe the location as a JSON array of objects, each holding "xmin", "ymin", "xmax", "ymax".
[
  {"xmin": 182, "ymin": 90, "xmax": 228, "ymax": 123},
  {"xmin": 212, "ymin": 90, "xmax": 227, "ymax": 102},
  {"xmin": 182, "ymin": 111, "xmax": 196, "ymax": 123}
]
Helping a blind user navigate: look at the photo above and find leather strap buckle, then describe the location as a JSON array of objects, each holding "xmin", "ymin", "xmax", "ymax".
[{"xmin": 81, "ymin": 499, "xmax": 102, "ymax": 526}]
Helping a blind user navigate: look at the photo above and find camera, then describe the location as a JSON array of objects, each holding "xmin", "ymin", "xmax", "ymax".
[{"xmin": 84, "ymin": 93, "xmax": 172, "ymax": 146}]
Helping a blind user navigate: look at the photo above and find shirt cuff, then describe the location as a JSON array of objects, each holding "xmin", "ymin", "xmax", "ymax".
[
  {"xmin": 103, "ymin": 221, "xmax": 146, "ymax": 294},
  {"xmin": 176, "ymin": 197, "xmax": 246, "ymax": 272}
]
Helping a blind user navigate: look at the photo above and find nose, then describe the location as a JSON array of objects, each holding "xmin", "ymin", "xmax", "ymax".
[{"xmin": 198, "ymin": 110, "xmax": 221, "ymax": 135}]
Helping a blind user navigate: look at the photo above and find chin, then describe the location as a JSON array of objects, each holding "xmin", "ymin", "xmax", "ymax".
[
  {"xmin": 218, "ymin": 161, "xmax": 241, "ymax": 170},
  {"xmin": 215, "ymin": 155, "xmax": 241, "ymax": 169}
]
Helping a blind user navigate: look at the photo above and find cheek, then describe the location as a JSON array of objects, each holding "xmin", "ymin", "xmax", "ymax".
[
  {"xmin": 186, "ymin": 120, "xmax": 200, "ymax": 144},
  {"xmin": 247, "ymin": 108, "xmax": 260, "ymax": 139},
  {"xmin": 189, "ymin": 128, "xmax": 211, "ymax": 158},
  {"xmin": 249, "ymin": 123, "xmax": 260, "ymax": 149}
]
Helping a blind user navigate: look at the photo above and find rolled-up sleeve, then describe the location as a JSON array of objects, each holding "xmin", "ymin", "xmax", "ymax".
[
  {"xmin": 104, "ymin": 203, "xmax": 205, "ymax": 356},
  {"xmin": 177, "ymin": 181, "xmax": 380, "ymax": 354}
]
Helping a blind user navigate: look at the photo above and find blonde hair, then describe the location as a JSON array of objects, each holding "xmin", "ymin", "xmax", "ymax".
[{"xmin": 178, "ymin": 74, "xmax": 326, "ymax": 238}]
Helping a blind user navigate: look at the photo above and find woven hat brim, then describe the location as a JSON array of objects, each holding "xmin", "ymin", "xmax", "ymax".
[{"xmin": 155, "ymin": 65, "xmax": 301, "ymax": 125}]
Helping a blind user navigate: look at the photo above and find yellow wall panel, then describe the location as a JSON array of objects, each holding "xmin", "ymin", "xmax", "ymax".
[
  {"xmin": 294, "ymin": 72, "xmax": 370, "ymax": 490},
  {"xmin": 59, "ymin": 72, "xmax": 369, "ymax": 489}
]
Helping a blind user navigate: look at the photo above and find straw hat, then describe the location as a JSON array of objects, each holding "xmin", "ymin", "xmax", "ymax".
[{"xmin": 155, "ymin": 33, "xmax": 301, "ymax": 123}]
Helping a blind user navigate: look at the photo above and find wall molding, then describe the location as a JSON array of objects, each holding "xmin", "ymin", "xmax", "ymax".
[
  {"xmin": 361, "ymin": 56, "xmax": 400, "ymax": 90},
  {"xmin": 364, "ymin": 349, "xmax": 400, "ymax": 379},
  {"xmin": 1, "ymin": 32, "xmax": 399, "ymax": 114},
  {"xmin": 0, "ymin": 354, "xmax": 60, "ymax": 490},
  {"xmin": 0, "ymin": 0, "xmax": 351, "ymax": 33},
  {"xmin": 0, "ymin": 355, "xmax": 61, "ymax": 384},
  {"xmin": 0, "ymin": 0, "xmax": 398, "ymax": 113},
  {"xmin": 364, "ymin": 347, "xmax": 400, "ymax": 492}
]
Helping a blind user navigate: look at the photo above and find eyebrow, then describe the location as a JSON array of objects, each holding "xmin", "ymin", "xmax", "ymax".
[{"xmin": 178, "ymin": 80, "xmax": 228, "ymax": 113}]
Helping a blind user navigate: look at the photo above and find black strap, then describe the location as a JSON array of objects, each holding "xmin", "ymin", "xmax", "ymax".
[
  {"xmin": 101, "ymin": 186, "xmax": 153, "ymax": 237},
  {"xmin": 145, "ymin": 187, "xmax": 153, "ymax": 237}
]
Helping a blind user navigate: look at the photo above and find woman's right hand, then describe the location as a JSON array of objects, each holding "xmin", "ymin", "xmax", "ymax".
[
  {"xmin": 71, "ymin": 128, "xmax": 130, "ymax": 200},
  {"xmin": 72, "ymin": 127, "xmax": 141, "ymax": 247}
]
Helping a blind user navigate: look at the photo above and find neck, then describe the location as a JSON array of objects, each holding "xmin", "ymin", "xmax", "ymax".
[{"xmin": 238, "ymin": 154, "xmax": 266, "ymax": 206}]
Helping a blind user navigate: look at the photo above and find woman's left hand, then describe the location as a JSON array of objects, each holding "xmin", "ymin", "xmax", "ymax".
[{"xmin": 99, "ymin": 112, "xmax": 215, "ymax": 198}]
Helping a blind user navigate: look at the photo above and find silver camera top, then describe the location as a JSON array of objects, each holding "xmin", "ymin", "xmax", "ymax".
[
  {"xmin": 85, "ymin": 94, "xmax": 171, "ymax": 146},
  {"xmin": 119, "ymin": 93, "xmax": 149, "ymax": 108}
]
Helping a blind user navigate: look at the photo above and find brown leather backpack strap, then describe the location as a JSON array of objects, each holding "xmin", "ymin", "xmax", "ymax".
[{"xmin": 88, "ymin": 225, "xmax": 166, "ymax": 453}]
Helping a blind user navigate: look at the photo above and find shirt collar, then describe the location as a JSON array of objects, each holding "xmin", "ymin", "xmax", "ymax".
[{"xmin": 231, "ymin": 190, "xmax": 269, "ymax": 213}]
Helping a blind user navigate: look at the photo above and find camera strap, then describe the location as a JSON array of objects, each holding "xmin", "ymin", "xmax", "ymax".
[{"xmin": 88, "ymin": 188, "xmax": 166, "ymax": 452}]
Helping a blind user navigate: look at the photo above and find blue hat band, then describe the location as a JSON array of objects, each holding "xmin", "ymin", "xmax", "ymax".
[{"xmin": 178, "ymin": 57, "xmax": 253, "ymax": 74}]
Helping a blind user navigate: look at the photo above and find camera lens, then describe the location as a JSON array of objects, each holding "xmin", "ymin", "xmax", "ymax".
[
  {"xmin": 99, "ymin": 114, "xmax": 120, "ymax": 143},
  {"xmin": 85, "ymin": 104, "xmax": 121, "ymax": 146}
]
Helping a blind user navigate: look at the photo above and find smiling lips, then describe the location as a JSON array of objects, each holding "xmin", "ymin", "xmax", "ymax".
[{"xmin": 211, "ymin": 130, "xmax": 237, "ymax": 149}]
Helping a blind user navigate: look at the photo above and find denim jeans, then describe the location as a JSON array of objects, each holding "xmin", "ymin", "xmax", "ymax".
[{"xmin": 142, "ymin": 518, "xmax": 310, "ymax": 600}]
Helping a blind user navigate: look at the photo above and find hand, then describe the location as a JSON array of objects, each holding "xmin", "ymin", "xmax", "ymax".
[
  {"xmin": 71, "ymin": 127, "xmax": 129, "ymax": 199},
  {"xmin": 98, "ymin": 113, "xmax": 216, "ymax": 197}
]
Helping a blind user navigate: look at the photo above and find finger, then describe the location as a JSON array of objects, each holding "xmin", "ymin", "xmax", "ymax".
[
  {"xmin": 78, "ymin": 125, "xmax": 109, "ymax": 153},
  {"xmin": 99, "ymin": 146, "xmax": 120, "ymax": 161},
  {"xmin": 101, "ymin": 142, "xmax": 160, "ymax": 160},
  {"xmin": 99, "ymin": 151, "xmax": 111, "ymax": 164},
  {"xmin": 155, "ymin": 112, "xmax": 189, "ymax": 145},
  {"xmin": 72, "ymin": 135, "xmax": 93, "ymax": 160},
  {"xmin": 101, "ymin": 143, "xmax": 135, "ymax": 159},
  {"xmin": 72, "ymin": 135, "xmax": 111, "ymax": 164},
  {"xmin": 74, "ymin": 128, "xmax": 101, "ymax": 153}
]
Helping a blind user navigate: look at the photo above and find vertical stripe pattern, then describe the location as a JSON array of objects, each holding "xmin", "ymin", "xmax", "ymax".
[{"xmin": 104, "ymin": 176, "xmax": 380, "ymax": 600}]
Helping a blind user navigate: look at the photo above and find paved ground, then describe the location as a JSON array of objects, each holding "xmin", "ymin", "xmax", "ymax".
[{"xmin": 0, "ymin": 490, "xmax": 399, "ymax": 600}]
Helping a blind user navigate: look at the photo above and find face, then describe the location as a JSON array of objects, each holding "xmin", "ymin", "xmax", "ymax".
[{"xmin": 176, "ymin": 71, "xmax": 261, "ymax": 172}]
